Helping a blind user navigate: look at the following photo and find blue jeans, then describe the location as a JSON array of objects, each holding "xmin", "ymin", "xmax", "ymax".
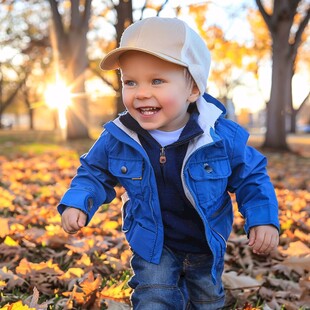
[{"xmin": 128, "ymin": 247, "xmax": 225, "ymax": 309}]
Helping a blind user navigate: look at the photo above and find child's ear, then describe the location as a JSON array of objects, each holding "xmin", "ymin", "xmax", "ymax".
[{"xmin": 187, "ymin": 84, "xmax": 200, "ymax": 103}]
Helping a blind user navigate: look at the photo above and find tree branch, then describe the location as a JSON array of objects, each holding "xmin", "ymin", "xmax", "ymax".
[
  {"xmin": 47, "ymin": 0, "xmax": 66, "ymax": 43},
  {"xmin": 290, "ymin": 0, "xmax": 301, "ymax": 10},
  {"xmin": 89, "ymin": 66, "xmax": 117, "ymax": 91},
  {"xmin": 70, "ymin": 0, "xmax": 80, "ymax": 30},
  {"xmin": 292, "ymin": 5, "xmax": 310, "ymax": 58},
  {"xmin": 139, "ymin": 0, "xmax": 148, "ymax": 20},
  {"xmin": 296, "ymin": 90, "xmax": 310, "ymax": 113},
  {"xmin": 255, "ymin": 0, "xmax": 272, "ymax": 30},
  {"xmin": 0, "ymin": 77, "xmax": 27, "ymax": 113},
  {"xmin": 156, "ymin": 0, "xmax": 169, "ymax": 16},
  {"xmin": 82, "ymin": 0, "xmax": 92, "ymax": 30}
]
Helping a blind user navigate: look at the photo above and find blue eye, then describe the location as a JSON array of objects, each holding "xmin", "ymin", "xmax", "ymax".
[
  {"xmin": 152, "ymin": 79, "xmax": 163, "ymax": 85},
  {"xmin": 123, "ymin": 80, "xmax": 136, "ymax": 86}
]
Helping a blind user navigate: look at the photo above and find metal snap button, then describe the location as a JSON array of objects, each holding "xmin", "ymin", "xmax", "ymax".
[
  {"xmin": 204, "ymin": 163, "xmax": 213, "ymax": 173},
  {"xmin": 121, "ymin": 166, "xmax": 128, "ymax": 174}
]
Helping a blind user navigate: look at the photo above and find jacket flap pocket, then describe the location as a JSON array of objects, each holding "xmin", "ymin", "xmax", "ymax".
[
  {"xmin": 109, "ymin": 157, "xmax": 143, "ymax": 179},
  {"xmin": 189, "ymin": 158, "xmax": 231, "ymax": 180}
]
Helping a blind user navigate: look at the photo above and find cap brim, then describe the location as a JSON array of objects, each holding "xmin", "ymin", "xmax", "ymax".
[{"xmin": 100, "ymin": 47, "xmax": 187, "ymax": 70}]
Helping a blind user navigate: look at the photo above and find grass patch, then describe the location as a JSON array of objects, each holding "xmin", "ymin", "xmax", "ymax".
[{"xmin": 0, "ymin": 129, "xmax": 96, "ymax": 156}]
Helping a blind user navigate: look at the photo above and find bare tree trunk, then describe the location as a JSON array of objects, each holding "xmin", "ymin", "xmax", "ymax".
[
  {"xmin": 23, "ymin": 85, "xmax": 35, "ymax": 130},
  {"xmin": 264, "ymin": 31, "xmax": 293, "ymax": 150},
  {"xmin": 29, "ymin": 108, "xmax": 34, "ymax": 130},
  {"xmin": 65, "ymin": 23, "xmax": 89, "ymax": 140},
  {"xmin": 256, "ymin": 0, "xmax": 310, "ymax": 150},
  {"xmin": 0, "ymin": 79, "xmax": 25, "ymax": 129},
  {"xmin": 114, "ymin": 0, "xmax": 133, "ymax": 115},
  {"xmin": 48, "ymin": 0, "xmax": 91, "ymax": 140},
  {"xmin": 52, "ymin": 110, "xmax": 58, "ymax": 130},
  {"xmin": 290, "ymin": 110, "xmax": 297, "ymax": 133}
]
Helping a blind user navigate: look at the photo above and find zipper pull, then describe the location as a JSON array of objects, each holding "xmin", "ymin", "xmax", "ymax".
[{"xmin": 159, "ymin": 147, "xmax": 166, "ymax": 164}]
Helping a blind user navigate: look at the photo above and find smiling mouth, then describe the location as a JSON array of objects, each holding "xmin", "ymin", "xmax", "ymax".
[{"xmin": 138, "ymin": 107, "xmax": 160, "ymax": 115}]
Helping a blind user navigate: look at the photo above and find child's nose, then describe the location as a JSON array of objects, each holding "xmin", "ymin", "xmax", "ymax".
[{"xmin": 135, "ymin": 85, "xmax": 151, "ymax": 99}]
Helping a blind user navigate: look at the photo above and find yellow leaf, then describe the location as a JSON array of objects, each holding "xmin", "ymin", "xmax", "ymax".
[
  {"xmin": 4, "ymin": 236, "xmax": 19, "ymax": 247},
  {"xmin": 56, "ymin": 157, "xmax": 74, "ymax": 169},
  {"xmin": 58, "ymin": 268, "xmax": 85, "ymax": 280},
  {"xmin": 0, "ymin": 301, "xmax": 35, "ymax": 310},
  {"xmin": 76, "ymin": 253, "xmax": 92, "ymax": 266},
  {"xmin": 10, "ymin": 223, "xmax": 25, "ymax": 232},
  {"xmin": 100, "ymin": 279, "xmax": 132, "ymax": 300},
  {"xmin": 281, "ymin": 219, "xmax": 294, "ymax": 230},
  {"xmin": 103, "ymin": 220, "xmax": 119, "ymax": 230},
  {"xmin": 0, "ymin": 188, "xmax": 14, "ymax": 209}
]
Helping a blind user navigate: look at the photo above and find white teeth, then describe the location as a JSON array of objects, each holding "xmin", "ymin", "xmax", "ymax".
[
  {"xmin": 139, "ymin": 107, "xmax": 159, "ymax": 115},
  {"xmin": 141, "ymin": 107, "xmax": 157, "ymax": 111}
]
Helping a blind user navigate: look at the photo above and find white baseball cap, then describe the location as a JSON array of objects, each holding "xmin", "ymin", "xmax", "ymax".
[{"xmin": 100, "ymin": 17, "xmax": 211, "ymax": 95}]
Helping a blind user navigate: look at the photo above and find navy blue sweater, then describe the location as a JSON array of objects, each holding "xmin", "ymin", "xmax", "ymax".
[{"xmin": 120, "ymin": 105, "xmax": 212, "ymax": 254}]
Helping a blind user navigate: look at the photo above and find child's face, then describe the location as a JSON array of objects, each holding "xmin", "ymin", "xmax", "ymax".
[{"xmin": 119, "ymin": 51, "xmax": 199, "ymax": 131}]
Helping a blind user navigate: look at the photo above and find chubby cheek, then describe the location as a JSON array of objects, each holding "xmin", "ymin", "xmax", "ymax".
[
  {"xmin": 164, "ymin": 83, "xmax": 191, "ymax": 101},
  {"xmin": 122, "ymin": 91, "xmax": 133, "ymax": 110},
  {"xmin": 161, "ymin": 95, "xmax": 188, "ymax": 113},
  {"xmin": 160, "ymin": 94, "xmax": 181, "ymax": 107}
]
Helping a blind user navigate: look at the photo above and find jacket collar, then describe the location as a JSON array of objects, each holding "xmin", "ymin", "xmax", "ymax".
[{"xmin": 197, "ymin": 93, "xmax": 225, "ymax": 132}]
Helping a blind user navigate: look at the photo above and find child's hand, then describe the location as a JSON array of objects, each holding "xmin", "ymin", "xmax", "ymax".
[
  {"xmin": 248, "ymin": 225, "xmax": 279, "ymax": 255},
  {"xmin": 61, "ymin": 207, "xmax": 87, "ymax": 234}
]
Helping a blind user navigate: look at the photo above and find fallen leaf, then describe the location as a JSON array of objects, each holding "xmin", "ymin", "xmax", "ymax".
[
  {"xmin": 222, "ymin": 271, "xmax": 262, "ymax": 289},
  {"xmin": 279, "ymin": 241, "xmax": 310, "ymax": 256}
]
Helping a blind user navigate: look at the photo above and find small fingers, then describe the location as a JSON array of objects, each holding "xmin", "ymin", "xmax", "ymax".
[
  {"xmin": 62, "ymin": 216, "xmax": 80, "ymax": 232},
  {"xmin": 248, "ymin": 229, "xmax": 256, "ymax": 247},
  {"xmin": 62, "ymin": 221, "xmax": 80, "ymax": 234},
  {"xmin": 249, "ymin": 226, "xmax": 279, "ymax": 255},
  {"xmin": 253, "ymin": 233, "xmax": 279, "ymax": 255},
  {"xmin": 249, "ymin": 227, "xmax": 263, "ymax": 254},
  {"xmin": 63, "ymin": 228, "xmax": 79, "ymax": 234},
  {"xmin": 77, "ymin": 210, "xmax": 87, "ymax": 228},
  {"xmin": 251, "ymin": 235, "xmax": 265, "ymax": 254},
  {"xmin": 61, "ymin": 208, "xmax": 85, "ymax": 235},
  {"xmin": 264, "ymin": 234, "xmax": 279, "ymax": 254}
]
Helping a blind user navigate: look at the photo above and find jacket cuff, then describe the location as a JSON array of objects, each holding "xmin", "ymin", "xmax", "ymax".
[
  {"xmin": 57, "ymin": 188, "xmax": 101, "ymax": 225},
  {"xmin": 243, "ymin": 203, "xmax": 280, "ymax": 234}
]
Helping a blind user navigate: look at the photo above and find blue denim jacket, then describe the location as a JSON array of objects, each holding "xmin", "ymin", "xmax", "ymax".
[{"xmin": 58, "ymin": 94, "xmax": 279, "ymax": 283}]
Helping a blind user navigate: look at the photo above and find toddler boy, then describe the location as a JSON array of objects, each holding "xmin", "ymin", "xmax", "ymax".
[{"xmin": 59, "ymin": 17, "xmax": 279, "ymax": 309}]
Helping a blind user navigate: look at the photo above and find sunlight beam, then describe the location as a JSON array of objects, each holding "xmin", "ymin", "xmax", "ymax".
[{"xmin": 44, "ymin": 78, "xmax": 72, "ymax": 130}]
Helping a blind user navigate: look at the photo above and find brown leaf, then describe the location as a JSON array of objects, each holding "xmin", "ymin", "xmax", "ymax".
[
  {"xmin": 279, "ymin": 241, "xmax": 310, "ymax": 256},
  {"xmin": 0, "ymin": 266, "xmax": 26, "ymax": 289},
  {"xmin": 222, "ymin": 271, "xmax": 262, "ymax": 289},
  {"xmin": 282, "ymin": 255, "xmax": 310, "ymax": 274}
]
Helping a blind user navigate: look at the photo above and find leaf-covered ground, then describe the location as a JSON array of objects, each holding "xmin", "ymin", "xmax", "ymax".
[{"xmin": 0, "ymin": 133, "xmax": 309, "ymax": 310}]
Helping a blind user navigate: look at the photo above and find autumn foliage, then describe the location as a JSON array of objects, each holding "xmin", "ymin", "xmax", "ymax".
[{"xmin": 0, "ymin": 140, "xmax": 309, "ymax": 309}]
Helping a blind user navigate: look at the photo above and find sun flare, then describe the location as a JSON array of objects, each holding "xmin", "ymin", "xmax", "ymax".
[{"xmin": 44, "ymin": 79, "xmax": 72, "ymax": 129}]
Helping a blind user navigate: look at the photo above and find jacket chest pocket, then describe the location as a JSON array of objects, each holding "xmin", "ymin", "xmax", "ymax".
[
  {"xmin": 109, "ymin": 157, "xmax": 144, "ymax": 195},
  {"xmin": 188, "ymin": 158, "xmax": 231, "ymax": 203}
]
